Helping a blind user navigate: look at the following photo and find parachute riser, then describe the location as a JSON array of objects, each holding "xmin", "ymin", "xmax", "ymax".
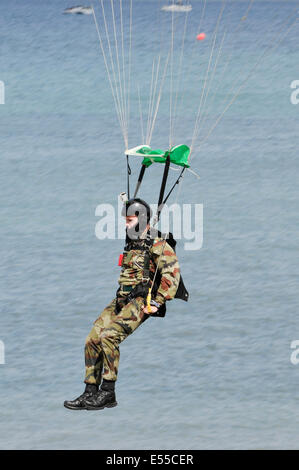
[
  {"xmin": 126, "ymin": 154, "xmax": 131, "ymax": 200},
  {"xmin": 156, "ymin": 153, "xmax": 171, "ymax": 223},
  {"xmin": 133, "ymin": 164, "xmax": 146, "ymax": 198}
]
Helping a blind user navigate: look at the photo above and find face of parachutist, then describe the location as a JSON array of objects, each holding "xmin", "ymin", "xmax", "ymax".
[{"xmin": 125, "ymin": 215, "xmax": 138, "ymax": 229}]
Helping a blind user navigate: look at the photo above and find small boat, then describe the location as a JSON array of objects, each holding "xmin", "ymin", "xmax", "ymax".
[
  {"xmin": 161, "ymin": 1, "xmax": 192, "ymax": 13},
  {"xmin": 63, "ymin": 6, "xmax": 93, "ymax": 15}
]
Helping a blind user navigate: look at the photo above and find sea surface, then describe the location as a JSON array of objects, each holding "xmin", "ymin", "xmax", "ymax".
[{"xmin": 0, "ymin": 0, "xmax": 299, "ymax": 450}]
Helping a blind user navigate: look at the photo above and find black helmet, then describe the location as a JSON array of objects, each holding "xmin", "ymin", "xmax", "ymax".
[
  {"xmin": 122, "ymin": 198, "xmax": 152, "ymax": 239},
  {"xmin": 121, "ymin": 198, "xmax": 152, "ymax": 223}
]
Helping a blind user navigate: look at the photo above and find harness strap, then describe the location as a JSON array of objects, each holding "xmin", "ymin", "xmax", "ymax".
[
  {"xmin": 116, "ymin": 230, "xmax": 188, "ymax": 317},
  {"xmin": 116, "ymin": 233, "xmax": 154, "ymax": 313}
]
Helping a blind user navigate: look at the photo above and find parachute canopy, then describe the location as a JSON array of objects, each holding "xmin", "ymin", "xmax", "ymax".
[{"xmin": 125, "ymin": 144, "xmax": 190, "ymax": 168}]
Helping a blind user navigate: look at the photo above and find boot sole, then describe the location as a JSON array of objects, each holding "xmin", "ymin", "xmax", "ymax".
[
  {"xmin": 64, "ymin": 403, "xmax": 87, "ymax": 410},
  {"xmin": 86, "ymin": 402, "xmax": 118, "ymax": 410}
]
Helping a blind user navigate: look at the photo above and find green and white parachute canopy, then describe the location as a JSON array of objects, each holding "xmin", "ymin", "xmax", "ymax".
[
  {"xmin": 123, "ymin": 143, "xmax": 191, "ymax": 222},
  {"xmin": 125, "ymin": 144, "xmax": 190, "ymax": 168}
]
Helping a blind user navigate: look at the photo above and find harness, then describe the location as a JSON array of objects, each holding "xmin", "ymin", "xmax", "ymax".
[
  {"xmin": 117, "ymin": 149, "xmax": 189, "ymax": 318},
  {"xmin": 115, "ymin": 230, "xmax": 189, "ymax": 317}
]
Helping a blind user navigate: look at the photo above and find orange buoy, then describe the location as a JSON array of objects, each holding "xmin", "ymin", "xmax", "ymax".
[{"xmin": 196, "ymin": 33, "xmax": 206, "ymax": 41}]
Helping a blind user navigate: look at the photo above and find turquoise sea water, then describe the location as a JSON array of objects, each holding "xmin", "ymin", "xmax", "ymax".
[{"xmin": 1, "ymin": 0, "xmax": 299, "ymax": 449}]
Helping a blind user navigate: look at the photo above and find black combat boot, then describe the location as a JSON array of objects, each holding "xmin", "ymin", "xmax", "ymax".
[
  {"xmin": 85, "ymin": 380, "xmax": 117, "ymax": 410},
  {"xmin": 64, "ymin": 384, "xmax": 98, "ymax": 410}
]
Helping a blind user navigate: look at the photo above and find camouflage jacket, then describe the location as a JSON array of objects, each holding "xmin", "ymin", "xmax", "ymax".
[{"xmin": 118, "ymin": 237, "xmax": 180, "ymax": 305}]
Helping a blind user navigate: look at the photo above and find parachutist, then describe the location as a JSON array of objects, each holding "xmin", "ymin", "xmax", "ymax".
[{"xmin": 64, "ymin": 199, "xmax": 188, "ymax": 411}]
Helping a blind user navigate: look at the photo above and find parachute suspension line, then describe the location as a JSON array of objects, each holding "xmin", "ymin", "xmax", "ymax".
[
  {"xmin": 194, "ymin": 0, "xmax": 227, "ymax": 145},
  {"xmin": 146, "ymin": 57, "xmax": 162, "ymax": 145},
  {"xmin": 168, "ymin": 165, "xmax": 200, "ymax": 181},
  {"xmin": 221, "ymin": 7, "xmax": 298, "ymax": 113},
  {"xmin": 201, "ymin": 0, "xmax": 255, "ymax": 114},
  {"xmin": 174, "ymin": 166, "xmax": 186, "ymax": 211},
  {"xmin": 157, "ymin": 0, "xmax": 166, "ymax": 53},
  {"xmin": 196, "ymin": 2, "xmax": 258, "ymax": 142},
  {"xmin": 174, "ymin": 0, "xmax": 207, "ymax": 124},
  {"xmin": 147, "ymin": 53, "xmax": 170, "ymax": 146},
  {"xmin": 197, "ymin": 0, "xmax": 207, "ymax": 37},
  {"xmin": 191, "ymin": 14, "xmax": 299, "ymax": 160},
  {"xmin": 186, "ymin": 167, "xmax": 201, "ymax": 180},
  {"xmin": 92, "ymin": 4, "xmax": 125, "ymax": 141},
  {"xmin": 172, "ymin": 7, "xmax": 190, "ymax": 139},
  {"xmin": 150, "ymin": 56, "xmax": 162, "ymax": 143},
  {"xmin": 138, "ymin": 85, "xmax": 145, "ymax": 145},
  {"xmin": 146, "ymin": 58, "xmax": 156, "ymax": 145},
  {"xmin": 93, "ymin": 0, "xmax": 133, "ymax": 149},
  {"xmin": 126, "ymin": 0, "xmax": 133, "ymax": 147},
  {"xmin": 119, "ymin": 0, "xmax": 127, "ymax": 142},
  {"xmin": 195, "ymin": 4, "xmax": 296, "ymax": 149},
  {"xmin": 109, "ymin": 0, "xmax": 127, "ymax": 148},
  {"xmin": 193, "ymin": 30, "xmax": 227, "ymax": 146},
  {"xmin": 98, "ymin": 0, "xmax": 126, "ymax": 140},
  {"xmin": 169, "ymin": 8, "xmax": 175, "ymax": 148},
  {"xmin": 162, "ymin": 166, "xmax": 186, "ymax": 206},
  {"xmin": 193, "ymin": 0, "xmax": 254, "ymax": 140},
  {"xmin": 190, "ymin": 1, "xmax": 226, "ymax": 157}
]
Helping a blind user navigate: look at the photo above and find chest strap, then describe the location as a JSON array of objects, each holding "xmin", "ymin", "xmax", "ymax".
[{"xmin": 124, "ymin": 233, "xmax": 153, "ymax": 284}]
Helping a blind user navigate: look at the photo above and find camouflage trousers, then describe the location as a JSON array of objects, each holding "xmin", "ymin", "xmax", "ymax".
[{"xmin": 84, "ymin": 295, "xmax": 148, "ymax": 384}]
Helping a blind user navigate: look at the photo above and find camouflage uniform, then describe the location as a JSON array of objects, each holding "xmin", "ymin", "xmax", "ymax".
[{"xmin": 84, "ymin": 236, "xmax": 180, "ymax": 385}]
